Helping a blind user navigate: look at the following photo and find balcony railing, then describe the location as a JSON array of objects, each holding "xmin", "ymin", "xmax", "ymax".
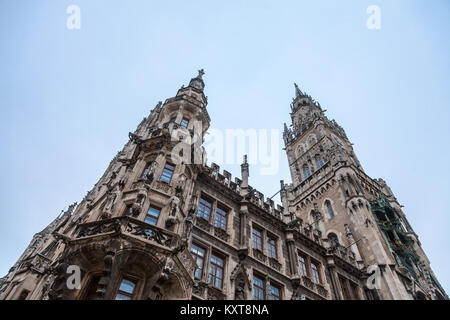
[{"xmin": 76, "ymin": 216, "xmax": 180, "ymax": 249}]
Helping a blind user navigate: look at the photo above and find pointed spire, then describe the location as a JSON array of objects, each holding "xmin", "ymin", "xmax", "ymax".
[
  {"xmin": 294, "ymin": 83, "xmax": 303, "ymax": 98},
  {"xmin": 240, "ymin": 154, "xmax": 249, "ymax": 193}
]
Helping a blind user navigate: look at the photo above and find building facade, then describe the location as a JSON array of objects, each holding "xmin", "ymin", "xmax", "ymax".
[{"xmin": 0, "ymin": 71, "xmax": 446, "ymax": 300}]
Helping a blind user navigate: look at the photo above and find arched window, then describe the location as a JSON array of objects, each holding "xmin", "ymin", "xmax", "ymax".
[
  {"xmin": 297, "ymin": 145, "xmax": 304, "ymax": 157},
  {"xmin": 303, "ymin": 165, "xmax": 311, "ymax": 179},
  {"xmin": 327, "ymin": 233, "xmax": 339, "ymax": 248},
  {"xmin": 325, "ymin": 200, "xmax": 335, "ymax": 218},
  {"xmin": 315, "ymin": 154, "xmax": 324, "ymax": 169}
]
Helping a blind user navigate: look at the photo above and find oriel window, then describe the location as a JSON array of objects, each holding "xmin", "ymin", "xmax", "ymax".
[
  {"xmin": 115, "ymin": 278, "xmax": 136, "ymax": 300},
  {"xmin": 180, "ymin": 117, "xmax": 189, "ymax": 128},
  {"xmin": 145, "ymin": 206, "xmax": 160, "ymax": 225},
  {"xmin": 160, "ymin": 163, "xmax": 175, "ymax": 183}
]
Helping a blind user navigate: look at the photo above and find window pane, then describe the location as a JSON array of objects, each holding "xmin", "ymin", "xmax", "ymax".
[
  {"xmin": 160, "ymin": 163, "xmax": 174, "ymax": 182},
  {"xmin": 148, "ymin": 207, "xmax": 160, "ymax": 218},
  {"xmin": 145, "ymin": 206, "xmax": 160, "ymax": 225},
  {"xmin": 180, "ymin": 118, "xmax": 189, "ymax": 128},
  {"xmin": 270, "ymin": 285, "xmax": 280, "ymax": 300},
  {"xmin": 119, "ymin": 279, "xmax": 136, "ymax": 294},
  {"xmin": 115, "ymin": 293, "xmax": 132, "ymax": 300}
]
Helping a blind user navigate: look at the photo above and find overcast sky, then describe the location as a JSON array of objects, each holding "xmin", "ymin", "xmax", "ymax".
[{"xmin": 1, "ymin": 0, "xmax": 449, "ymax": 293}]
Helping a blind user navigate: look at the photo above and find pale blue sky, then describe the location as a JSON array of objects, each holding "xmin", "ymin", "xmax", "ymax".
[{"xmin": 0, "ymin": 0, "xmax": 449, "ymax": 293}]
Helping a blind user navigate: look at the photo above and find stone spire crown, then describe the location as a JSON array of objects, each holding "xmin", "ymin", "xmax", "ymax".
[{"xmin": 188, "ymin": 69, "xmax": 205, "ymax": 91}]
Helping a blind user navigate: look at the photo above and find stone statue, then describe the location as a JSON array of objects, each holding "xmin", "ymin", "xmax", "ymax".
[{"xmin": 235, "ymin": 277, "xmax": 246, "ymax": 300}]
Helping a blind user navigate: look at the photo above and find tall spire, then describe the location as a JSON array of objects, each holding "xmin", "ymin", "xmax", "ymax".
[{"xmin": 294, "ymin": 83, "xmax": 303, "ymax": 98}]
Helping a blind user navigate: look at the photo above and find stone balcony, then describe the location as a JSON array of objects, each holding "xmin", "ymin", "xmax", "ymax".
[{"xmin": 75, "ymin": 216, "xmax": 180, "ymax": 250}]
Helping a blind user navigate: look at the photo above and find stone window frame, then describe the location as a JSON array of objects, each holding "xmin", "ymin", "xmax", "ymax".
[
  {"xmin": 208, "ymin": 251, "xmax": 225, "ymax": 289},
  {"xmin": 189, "ymin": 236, "xmax": 229, "ymax": 292},
  {"xmin": 297, "ymin": 250, "xmax": 310, "ymax": 277},
  {"xmin": 190, "ymin": 242, "xmax": 207, "ymax": 280},
  {"xmin": 268, "ymin": 279, "xmax": 283, "ymax": 300},
  {"xmin": 160, "ymin": 162, "xmax": 175, "ymax": 183},
  {"xmin": 195, "ymin": 191, "xmax": 233, "ymax": 238},
  {"xmin": 134, "ymin": 199, "xmax": 166, "ymax": 229},
  {"xmin": 252, "ymin": 272, "xmax": 265, "ymax": 300},
  {"xmin": 180, "ymin": 117, "xmax": 189, "ymax": 129},
  {"xmin": 214, "ymin": 205, "xmax": 228, "ymax": 231},
  {"xmin": 310, "ymin": 259, "xmax": 322, "ymax": 285},
  {"xmin": 114, "ymin": 275, "xmax": 141, "ymax": 300},
  {"xmin": 323, "ymin": 199, "xmax": 335, "ymax": 219},
  {"xmin": 197, "ymin": 194, "xmax": 214, "ymax": 222},
  {"xmin": 266, "ymin": 232, "xmax": 278, "ymax": 260},
  {"xmin": 144, "ymin": 205, "xmax": 161, "ymax": 226},
  {"xmin": 251, "ymin": 270, "xmax": 284, "ymax": 300},
  {"xmin": 250, "ymin": 222, "xmax": 282, "ymax": 264},
  {"xmin": 251, "ymin": 224, "xmax": 264, "ymax": 252}
]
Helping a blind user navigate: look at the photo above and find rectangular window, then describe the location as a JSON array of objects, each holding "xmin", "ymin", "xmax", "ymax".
[
  {"xmin": 115, "ymin": 278, "xmax": 136, "ymax": 300},
  {"xmin": 298, "ymin": 254, "xmax": 308, "ymax": 277},
  {"xmin": 145, "ymin": 206, "xmax": 160, "ymax": 225},
  {"xmin": 180, "ymin": 117, "xmax": 189, "ymax": 128},
  {"xmin": 311, "ymin": 261, "xmax": 321, "ymax": 284},
  {"xmin": 253, "ymin": 276, "xmax": 265, "ymax": 300},
  {"xmin": 160, "ymin": 163, "xmax": 175, "ymax": 183},
  {"xmin": 190, "ymin": 243, "xmax": 206, "ymax": 280},
  {"xmin": 197, "ymin": 197, "xmax": 212, "ymax": 221},
  {"xmin": 214, "ymin": 207, "xmax": 227, "ymax": 230},
  {"xmin": 268, "ymin": 284, "xmax": 281, "ymax": 300},
  {"xmin": 252, "ymin": 227, "xmax": 263, "ymax": 251},
  {"xmin": 267, "ymin": 235, "xmax": 277, "ymax": 259},
  {"xmin": 208, "ymin": 253, "xmax": 224, "ymax": 288}
]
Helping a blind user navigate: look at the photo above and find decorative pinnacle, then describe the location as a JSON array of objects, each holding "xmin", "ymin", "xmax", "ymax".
[
  {"xmin": 198, "ymin": 69, "xmax": 205, "ymax": 79},
  {"xmin": 294, "ymin": 82, "xmax": 303, "ymax": 97}
]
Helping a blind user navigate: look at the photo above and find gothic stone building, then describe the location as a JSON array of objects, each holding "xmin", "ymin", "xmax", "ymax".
[{"xmin": 0, "ymin": 71, "xmax": 447, "ymax": 300}]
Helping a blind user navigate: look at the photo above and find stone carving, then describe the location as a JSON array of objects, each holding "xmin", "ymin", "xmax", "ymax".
[
  {"xmin": 128, "ymin": 132, "xmax": 143, "ymax": 145},
  {"xmin": 100, "ymin": 186, "xmax": 119, "ymax": 220},
  {"xmin": 235, "ymin": 277, "xmax": 246, "ymax": 300},
  {"xmin": 165, "ymin": 196, "xmax": 180, "ymax": 228}
]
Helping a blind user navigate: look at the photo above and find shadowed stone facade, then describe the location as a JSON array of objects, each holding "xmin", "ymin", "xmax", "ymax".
[{"xmin": 0, "ymin": 71, "xmax": 446, "ymax": 300}]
